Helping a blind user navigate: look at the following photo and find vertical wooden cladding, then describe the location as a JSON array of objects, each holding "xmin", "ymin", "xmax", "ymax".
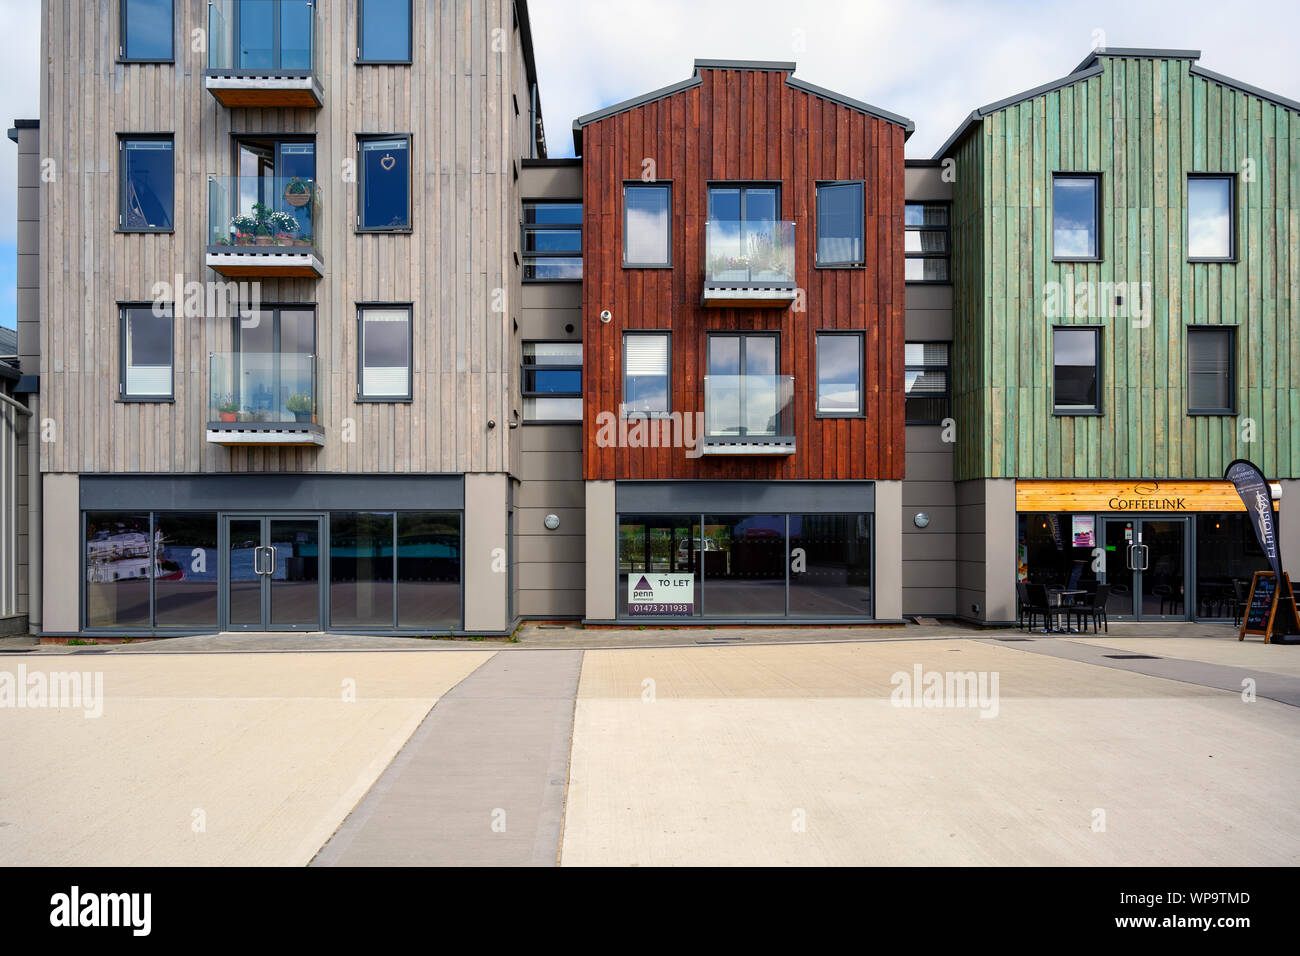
[
  {"xmin": 39, "ymin": 0, "xmax": 528, "ymax": 476},
  {"xmin": 581, "ymin": 67, "xmax": 906, "ymax": 481},
  {"xmin": 952, "ymin": 56, "xmax": 1300, "ymax": 481}
]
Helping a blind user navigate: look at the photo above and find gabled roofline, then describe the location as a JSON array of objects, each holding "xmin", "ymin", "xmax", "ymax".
[
  {"xmin": 1189, "ymin": 63, "xmax": 1300, "ymax": 114},
  {"xmin": 1072, "ymin": 46, "xmax": 1200, "ymax": 74},
  {"xmin": 572, "ymin": 61, "xmax": 914, "ymax": 154}
]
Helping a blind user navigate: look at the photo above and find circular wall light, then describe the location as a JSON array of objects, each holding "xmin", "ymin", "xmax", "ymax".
[
  {"xmin": 544, "ymin": 514, "xmax": 561, "ymax": 531},
  {"xmin": 913, "ymin": 512, "xmax": 931, "ymax": 529}
]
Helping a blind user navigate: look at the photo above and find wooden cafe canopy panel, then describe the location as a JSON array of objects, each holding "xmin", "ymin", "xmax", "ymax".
[{"xmin": 1015, "ymin": 480, "xmax": 1281, "ymax": 513}]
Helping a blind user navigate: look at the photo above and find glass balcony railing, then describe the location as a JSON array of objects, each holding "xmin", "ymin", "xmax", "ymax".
[
  {"xmin": 704, "ymin": 220, "xmax": 796, "ymax": 285},
  {"xmin": 208, "ymin": 0, "xmax": 318, "ymax": 75},
  {"xmin": 703, "ymin": 375, "xmax": 795, "ymax": 443},
  {"xmin": 209, "ymin": 351, "xmax": 317, "ymax": 426},
  {"xmin": 208, "ymin": 176, "xmax": 321, "ymax": 258}
]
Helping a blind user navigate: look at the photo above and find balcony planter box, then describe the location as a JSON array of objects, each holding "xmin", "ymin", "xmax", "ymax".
[
  {"xmin": 292, "ymin": 411, "xmax": 311, "ymax": 423},
  {"xmin": 219, "ymin": 411, "xmax": 237, "ymax": 423}
]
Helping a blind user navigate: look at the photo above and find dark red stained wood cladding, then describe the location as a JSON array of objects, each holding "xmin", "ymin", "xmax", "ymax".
[{"xmin": 581, "ymin": 66, "xmax": 906, "ymax": 481}]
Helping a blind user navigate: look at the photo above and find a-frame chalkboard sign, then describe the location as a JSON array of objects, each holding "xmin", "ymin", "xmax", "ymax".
[{"xmin": 1239, "ymin": 571, "xmax": 1300, "ymax": 643}]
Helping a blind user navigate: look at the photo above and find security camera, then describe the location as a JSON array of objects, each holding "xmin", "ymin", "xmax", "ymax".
[{"xmin": 599, "ymin": 309, "xmax": 612, "ymax": 323}]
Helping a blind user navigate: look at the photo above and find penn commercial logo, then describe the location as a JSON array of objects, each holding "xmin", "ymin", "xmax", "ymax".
[
  {"xmin": 49, "ymin": 886, "xmax": 151, "ymax": 936},
  {"xmin": 632, "ymin": 576, "xmax": 654, "ymax": 600}
]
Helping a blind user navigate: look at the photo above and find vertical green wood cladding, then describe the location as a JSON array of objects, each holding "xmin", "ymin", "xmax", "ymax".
[{"xmin": 951, "ymin": 56, "xmax": 1300, "ymax": 480}]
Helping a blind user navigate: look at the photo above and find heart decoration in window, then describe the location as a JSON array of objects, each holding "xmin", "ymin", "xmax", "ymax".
[{"xmin": 380, "ymin": 153, "xmax": 396, "ymax": 171}]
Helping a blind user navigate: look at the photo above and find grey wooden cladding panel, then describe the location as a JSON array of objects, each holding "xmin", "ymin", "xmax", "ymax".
[{"xmin": 39, "ymin": 0, "xmax": 531, "ymax": 476}]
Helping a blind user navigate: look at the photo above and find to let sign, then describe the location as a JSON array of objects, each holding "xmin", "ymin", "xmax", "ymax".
[{"xmin": 628, "ymin": 574, "xmax": 694, "ymax": 616}]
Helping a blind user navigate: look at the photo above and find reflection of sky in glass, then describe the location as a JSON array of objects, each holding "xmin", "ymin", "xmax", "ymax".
[
  {"xmin": 126, "ymin": 0, "xmax": 174, "ymax": 59},
  {"xmin": 1188, "ymin": 178, "xmax": 1231, "ymax": 258},
  {"xmin": 1054, "ymin": 328, "xmax": 1095, "ymax": 366},
  {"xmin": 626, "ymin": 187, "xmax": 669, "ymax": 263},
  {"xmin": 818, "ymin": 334, "xmax": 860, "ymax": 411},
  {"xmin": 1053, "ymin": 178, "xmax": 1097, "ymax": 257}
]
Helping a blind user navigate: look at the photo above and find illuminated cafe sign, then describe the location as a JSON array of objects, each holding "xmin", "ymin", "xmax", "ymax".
[{"xmin": 1015, "ymin": 480, "xmax": 1281, "ymax": 514}]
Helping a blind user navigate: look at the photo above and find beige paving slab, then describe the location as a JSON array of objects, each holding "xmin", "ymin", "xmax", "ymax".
[
  {"xmin": 1068, "ymin": 635, "xmax": 1300, "ymax": 677},
  {"xmin": 562, "ymin": 640, "xmax": 1300, "ymax": 866},
  {"xmin": 0, "ymin": 651, "xmax": 494, "ymax": 865}
]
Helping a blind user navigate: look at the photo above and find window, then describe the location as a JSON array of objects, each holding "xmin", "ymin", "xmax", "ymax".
[
  {"xmin": 1052, "ymin": 174, "xmax": 1101, "ymax": 260},
  {"xmin": 1187, "ymin": 326, "xmax": 1235, "ymax": 414},
  {"xmin": 359, "ymin": 0, "xmax": 412, "ymax": 63},
  {"xmin": 120, "ymin": 305, "xmax": 173, "ymax": 400},
  {"xmin": 1188, "ymin": 175, "xmax": 1235, "ymax": 261},
  {"xmin": 121, "ymin": 0, "xmax": 173, "ymax": 62},
  {"xmin": 85, "ymin": 512, "xmax": 152, "ymax": 627},
  {"xmin": 523, "ymin": 342, "xmax": 582, "ymax": 421},
  {"xmin": 229, "ymin": 307, "xmax": 315, "ymax": 422},
  {"xmin": 707, "ymin": 333, "xmax": 783, "ymax": 436},
  {"xmin": 905, "ymin": 342, "xmax": 950, "ymax": 424},
  {"xmin": 358, "ymin": 306, "xmax": 413, "ymax": 401},
  {"xmin": 904, "ymin": 203, "xmax": 949, "ymax": 281},
  {"xmin": 815, "ymin": 332, "xmax": 863, "ymax": 416},
  {"xmin": 153, "ymin": 513, "xmax": 219, "ymax": 627},
  {"xmin": 357, "ymin": 136, "xmax": 411, "ymax": 231},
  {"xmin": 1052, "ymin": 327, "xmax": 1101, "ymax": 414},
  {"xmin": 816, "ymin": 182, "xmax": 864, "ymax": 266},
  {"xmin": 523, "ymin": 202, "xmax": 582, "ymax": 280},
  {"xmin": 120, "ymin": 136, "xmax": 174, "ymax": 232},
  {"xmin": 624, "ymin": 184, "xmax": 671, "ymax": 267},
  {"xmin": 623, "ymin": 332, "xmax": 670, "ymax": 416}
]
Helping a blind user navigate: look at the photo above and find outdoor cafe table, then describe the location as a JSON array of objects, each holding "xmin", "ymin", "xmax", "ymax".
[{"xmin": 1046, "ymin": 589, "xmax": 1088, "ymax": 633}]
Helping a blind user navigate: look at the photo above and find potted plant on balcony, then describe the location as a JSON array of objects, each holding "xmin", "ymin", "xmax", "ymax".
[
  {"xmin": 285, "ymin": 392, "xmax": 313, "ymax": 423},
  {"xmin": 709, "ymin": 254, "xmax": 751, "ymax": 282},
  {"xmin": 267, "ymin": 211, "xmax": 299, "ymax": 246},
  {"xmin": 251, "ymin": 202, "xmax": 276, "ymax": 245},
  {"xmin": 230, "ymin": 214, "xmax": 259, "ymax": 245},
  {"xmin": 284, "ymin": 177, "xmax": 313, "ymax": 207},
  {"xmin": 217, "ymin": 394, "xmax": 239, "ymax": 423}
]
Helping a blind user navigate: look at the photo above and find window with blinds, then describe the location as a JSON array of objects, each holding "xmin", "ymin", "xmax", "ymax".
[
  {"xmin": 121, "ymin": 305, "xmax": 173, "ymax": 400},
  {"xmin": 623, "ymin": 333, "xmax": 670, "ymax": 415},
  {"xmin": 359, "ymin": 306, "xmax": 412, "ymax": 401},
  {"xmin": 1187, "ymin": 326, "xmax": 1235, "ymax": 414},
  {"xmin": 904, "ymin": 341, "xmax": 949, "ymax": 424},
  {"xmin": 523, "ymin": 341, "xmax": 583, "ymax": 421},
  {"xmin": 904, "ymin": 203, "xmax": 949, "ymax": 281}
]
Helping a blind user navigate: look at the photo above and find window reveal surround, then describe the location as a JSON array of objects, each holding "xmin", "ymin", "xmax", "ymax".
[
  {"xmin": 1187, "ymin": 173, "xmax": 1237, "ymax": 263},
  {"xmin": 119, "ymin": 302, "xmax": 174, "ymax": 402},
  {"xmin": 357, "ymin": 303, "xmax": 414, "ymax": 402},
  {"xmin": 118, "ymin": 134, "xmax": 175, "ymax": 233},
  {"xmin": 1051, "ymin": 172, "xmax": 1102, "ymax": 262},
  {"xmin": 815, "ymin": 330, "xmax": 865, "ymax": 417},
  {"xmin": 1186, "ymin": 324, "xmax": 1237, "ymax": 416},
  {"xmin": 1052, "ymin": 324, "xmax": 1103, "ymax": 415},
  {"xmin": 623, "ymin": 181, "xmax": 673, "ymax": 268}
]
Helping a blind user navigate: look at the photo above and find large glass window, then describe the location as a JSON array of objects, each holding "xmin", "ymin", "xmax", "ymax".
[
  {"xmin": 1052, "ymin": 174, "xmax": 1101, "ymax": 260},
  {"xmin": 816, "ymin": 181, "xmax": 864, "ymax": 266},
  {"xmin": 358, "ymin": 136, "xmax": 412, "ymax": 231},
  {"xmin": 905, "ymin": 342, "xmax": 950, "ymax": 424},
  {"xmin": 359, "ymin": 306, "xmax": 412, "ymax": 400},
  {"xmin": 330, "ymin": 512, "xmax": 395, "ymax": 628},
  {"xmin": 904, "ymin": 203, "xmax": 949, "ymax": 281},
  {"xmin": 1187, "ymin": 326, "xmax": 1235, "ymax": 414},
  {"xmin": 359, "ymin": 0, "xmax": 413, "ymax": 63},
  {"xmin": 153, "ymin": 513, "xmax": 219, "ymax": 627},
  {"xmin": 120, "ymin": 137, "xmax": 174, "ymax": 231},
  {"xmin": 121, "ymin": 305, "xmax": 174, "ymax": 400},
  {"xmin": 234, "ymin": 306, "xmax": 315, "ymax": 422},
  {"xmin": 122, "ymin": 0, "xmax": 173, "ymax": 61},
  {"xmin": 617, "ymin": 515, "xmax": 702, "ymax": 618},
  {"xmin": 707, "ymin": 333, "xmax": 780, "ymax": 436},
  {"xmin": 1188, "ymin": 175, "xmax": 1234, "ymax": 261},
  {"xmin": 1053, "ymin": 327, "xmax": 1101, "ymax": 414},
  {"xmin": 85, "ymin": 512, "xmax": 152, "ymax": 628},
  {"xmin": 396, "ymin": 513, "xmax": 462, "ymax": 629},
  {"xmin": 815, "ymin": 332, "xmax": 862, "ymax": 416},
  {"xmin": 624, "ymin": 184, "xmax": 671, "ymax": 266},
  {"xmin": 789, "ymin": 514, "xmax": 872, "ymax": 616},
  {"xmin": 1195, "ymin": 514, "xmax": 1268, "ymax": 619},
  {"xmin": 702, "ymin": 515, "xmax": 787, "ymax": 617},
  {"xmin": 1017, "ymin": 513, "xmax": 1100, "ymax": 592},
  {"xmin": 523, "ymin": 342, "xmax": 582, "ymax": 422},
  {"xmin": 523, "ymin": 202, "xmax": 582, "ymax": 280},
  {"xmin": 623, "ymin": 332, "xmax": 669, "ymax": 416}
]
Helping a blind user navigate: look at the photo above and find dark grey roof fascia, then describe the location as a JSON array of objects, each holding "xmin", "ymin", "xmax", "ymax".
[
  {"xmin": 1073, "ymin": 46, "xmax": 1200, "ymax": 74},
  {"xmin": 572, "ymin": 75, "xmax": 704, "ymax": 154},
  {"xmin": 521, "ymin": 157, "xmax": 581, "ymax": 167},
  {"xmin": 5, "ymin": 129, "xmax": 14, "ymax": 143},
  {"xmin": 932, "ymin": 62, "xmax": 1104, "ymax": 160},
  {"xmin": 693, "ymin": 58, "xmax": 796, "ymax": 73},
  {"xmin": 1189, "ymin": 63, "xmax": 1300, "ymax": 114},
  {"xmin": 905, "ymin": 159, "xmax": 945, "ymax": 167},
  {"xmin": 12, "ymin": 119, "xmax": 38, "ymax": 128},
  {"xmin": 784, "ymin": 76, "xmax": 914, "ymax": 134}
]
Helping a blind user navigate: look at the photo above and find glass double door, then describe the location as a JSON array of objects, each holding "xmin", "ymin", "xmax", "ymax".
[
  {"xmin": 1101, "ymin": 517, "xmax": 1189, "ymax": 620},
  {"xmin": 224, "ymin": 515, "xmax": 322, "ymax": 630}
]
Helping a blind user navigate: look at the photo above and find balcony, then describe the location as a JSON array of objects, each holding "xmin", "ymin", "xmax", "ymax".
[
  {"xmin": 207, "ymin": 351, "xmax": 323, "ymax": 446},
  {"xmin": 702, "ymin": 220, "xmax": 797, "ymax": 308},
  {"xmin": 206, "ymin": 0, "xmax": 323, "ymax": 108},
  {"xmin": 206, "ymin": 176, "xmax": 323, "ymax": 278},
  {"xmin": 701, "ymin": 375, "xmax": 796, "ymax": 455}
]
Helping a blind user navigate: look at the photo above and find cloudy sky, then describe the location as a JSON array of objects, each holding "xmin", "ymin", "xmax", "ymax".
[{"xmin": 2, "ymin": 0, "xmax": 1299, "ymax": 328}]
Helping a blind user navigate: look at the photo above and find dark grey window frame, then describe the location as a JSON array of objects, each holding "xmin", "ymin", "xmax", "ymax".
[
  {"xmin": 1051, "ymin": 324, "xmax": 1103, "ymax": 416},
  {"xmin": 904, "ymin": 339, "xmax": 951, "ymax": 424},
  {"xmin": 118, "ymin": 302, "xmax": 175, "ymax": 403},
  {"xmin": 522, "ymin": 340, "xmax": 583, "ymax": 423},
  {"xmin": 622, "ymin": 181, "xmax": 673, "ymax": 269},
  {"xmin": 119, "ymin": 0, "xmax": 175, "ymax": 63},
  {"xmin": 118, "ymin": 133, "xmax": 175, "ymax": 234},
  {"xmin": 1186, "ymin": 324, "xmax": 1237, "ymax": 416},
  {"xmin": 357, "ymin": 303, "xmax": 414, "ymax": 403},
  {"xmin": 706, "ymin": 331, "xmax": 785, "ymax": 433},
  {"xmin": 1187, "ymin": 172, "xmax": 1237, "ymax": 263},
  {"xmin": 356, "ymin": 133, "xmax": 413, "ymax": 233},
  {"xmin": 1051, "ymin": 172, "xmax": 1103, "ymax": 263},
  {"xmin": 814, "ymin": 330, "xmax": 865, "ymax": 418},
  {"xmin": 622, "ymin": 330, "xmax": 672, "ymax": 418},
  {"xmin": 356, "ymin": 0, "xmax": 414, "ymax": 64},
  {"xmin": 814, "ymin": 180, "xmax": 866, "ymax": 269},
  {"xmin": 904, "ymin": 200, "xmax": 951, "ymax": 284},
  {"xmin": 522, "ymin": 200, "xmax": 582, "ymax": 283}
]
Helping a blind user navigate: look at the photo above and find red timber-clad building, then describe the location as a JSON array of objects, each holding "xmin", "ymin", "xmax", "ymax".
[{"xmin": 573, "ymin": 59, "xmax": 912, "ymax": 623}]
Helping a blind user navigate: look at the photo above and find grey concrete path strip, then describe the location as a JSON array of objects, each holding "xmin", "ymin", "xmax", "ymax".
[
  {"xmin": 311, "ymin": 649, "xmax": 582, "ymax": 867},
  {"xmin": 982, "ymin": 636, "xmax": 1300, "ymax": 707}
]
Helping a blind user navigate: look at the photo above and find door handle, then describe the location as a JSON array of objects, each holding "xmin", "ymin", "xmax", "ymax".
[
  {"xmin": 267, "ymin": 545, "xmax": 277, "ymax": 576},
  {"xmin": 1138, "ymin": 544, "xmax": 1150, "ymax": 571},
  {"xmin": 1127, "ymin": 544, "xmax": 1139, "ymax": 571},
  {"xmin": 253, "ymin": 545, "xmax": 266, "ymax": 575}
]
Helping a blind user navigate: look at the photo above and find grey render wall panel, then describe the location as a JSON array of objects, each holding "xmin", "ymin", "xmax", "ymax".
[
  {"xmin": 901, "ymin": 532, "xmax": 958, "ymax": 561},
  {"xmin": 516, "ymin": 534, "xmax": 585, "ymax": 563},
  {"xmin": 79, "ymin": 474, "xmax": 465, "ymax": 511},
  {"xmin": 517, "ymin": 506, "xmax": 586, "ymax": 535},
  {"xmin": 903, "ymin": 480, "xmax": 956, "ymax": 505},
  {"xmin": 519, "ymin": 589, "xmax": 584, "ymax": 617},
  {"xmin": 520, "ymin": 164, "xmax": 582, "ymax": 197},
  {"xmin": 520, "ymin": 449, "xmax": 582, "ymax": 481},
  {"xmin": 521, "ymin": 424, "xmax": 582, "ymax": 453},
  {"xmin": 616, "ymin": 481, "xmax": 876, "ymax": 513},
  {"xmin": 904, "ymin": 165, "xmax": 953, "ymax": 202},
  {"xmin": 516, "ymin": 478, "xmax": 585, "ymax": 509},
  {"xmin": 518, "ymin": 561, "xmax": 585, "ymax": 591},
  {"xmin": 905, "ymin": 310, "xmax": 954, "ymax": 340},
  {"xmin": 904, "ymin": 285, "xmax": 953, "ymax": 311}
]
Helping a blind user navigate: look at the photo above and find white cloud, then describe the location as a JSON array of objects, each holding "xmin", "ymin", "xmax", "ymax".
[{"xmin": 0, "ymin": 0, "xmax": 40, "ymax": 246}]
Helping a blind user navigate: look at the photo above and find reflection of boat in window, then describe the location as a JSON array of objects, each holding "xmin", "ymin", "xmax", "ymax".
[{"xmin": 85, "ymin": 529, "xmax": 186, "ymax": 582}]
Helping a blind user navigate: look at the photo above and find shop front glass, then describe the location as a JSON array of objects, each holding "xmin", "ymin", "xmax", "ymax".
[
  {"xmin": 1016, "ymin": 513, "xmax": 1099, "ymax": 592},
  {"xmin": 1194, "ymin": 513, "xmax": 1269, "ymax": 619}
]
